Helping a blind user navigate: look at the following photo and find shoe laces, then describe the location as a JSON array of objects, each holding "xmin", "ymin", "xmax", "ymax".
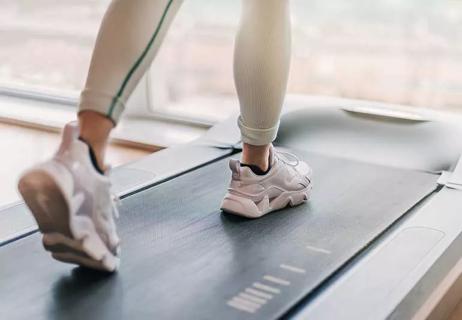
[
  {"xmin": 111, "ymin": 192, "xmax": 121, "ymax": 219},
  {"xmin": 275, "ymin": 150, "xmax": 300, "ymax": 167},
  {"xmin": 105, "ymin": 166, "xmax": 120, "ymax": 219}
]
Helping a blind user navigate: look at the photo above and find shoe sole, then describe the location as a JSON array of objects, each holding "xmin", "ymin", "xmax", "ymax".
[
  {"xmin": 221, "ymin": 185, "xmax": 312, "ymax": 219},
  {"xmin": 18, "ymin": 167, "xmax": 119, "ymax": 272}
]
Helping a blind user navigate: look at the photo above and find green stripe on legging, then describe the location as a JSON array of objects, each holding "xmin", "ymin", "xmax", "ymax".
[{"xmin": 107, "ymin": 0, "xmax": 175, "ymax": 118}]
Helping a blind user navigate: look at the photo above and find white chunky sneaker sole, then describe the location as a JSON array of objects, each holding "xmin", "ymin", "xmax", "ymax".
[
  {"xmin": 221, "ymin": 186, "xmax": 312, "ymax": 219},
  {"xmin": 18, "ymin": 164, "xmax": 119, "ymax": 272}
]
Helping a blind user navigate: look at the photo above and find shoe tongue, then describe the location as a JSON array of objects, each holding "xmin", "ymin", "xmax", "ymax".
[
  {"xmin": 63, "ymin": 121, "xmax": 79, "ymax": 140},
  {"xmin": 229, "ymin": 159, "xmax": 241, "ymax": 175},
  {"xmin": 57, "ymin": 121, "xmax": 79, "ymax": 154}
]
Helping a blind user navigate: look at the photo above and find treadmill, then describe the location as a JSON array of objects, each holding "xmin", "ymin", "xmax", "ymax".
[{"xmin": 1, "ymin": 96, "xmax": 462, "ymax": 320}]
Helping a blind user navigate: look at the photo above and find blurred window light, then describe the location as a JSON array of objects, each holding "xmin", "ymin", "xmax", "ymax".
[{"xmin": 1, "ymin": 0, "xmax": 461, "ymax": 122}]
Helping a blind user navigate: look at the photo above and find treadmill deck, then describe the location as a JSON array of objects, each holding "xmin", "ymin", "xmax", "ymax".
[{"xmin": 0, "ymin": 149, "xmax": 437, "ymax": 320}]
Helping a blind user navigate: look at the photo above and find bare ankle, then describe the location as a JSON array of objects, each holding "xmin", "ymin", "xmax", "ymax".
[
  {"xmin": 78, "ymin": 111, "xmax": 114, "ymax": 170},
  {"xmin": 241, "ymin": 143, "xmax": 271, "ymax": 171}
]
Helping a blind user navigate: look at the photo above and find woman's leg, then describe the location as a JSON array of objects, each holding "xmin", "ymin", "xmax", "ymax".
[
  {"xmin": 222, "ymin": 0, "xmax": 312, "ymax": 218},
  {"xmin": 78, "ymin": 0, "xmax": 184, "ymax": 169},
  {"xmin": 234, "ymin": 0, "xmax": 291, "ymax": 171},
  {"xmin": 20, "ymin": 0, "xmax": 190, "ymax": 272}
]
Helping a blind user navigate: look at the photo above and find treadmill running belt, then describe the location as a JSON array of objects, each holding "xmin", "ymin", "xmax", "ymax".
[{"xmin": 0, "ymin": 150, "xmax": 437, "ymax": 320}]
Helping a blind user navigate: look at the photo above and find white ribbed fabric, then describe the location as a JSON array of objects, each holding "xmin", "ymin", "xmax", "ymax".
[
  {"xmin": 235, "ymin": 0, "xmax": 291, "ymax": 145},
  {"xmin": 79, "ymin": 0, "xmax": 292, "ymax": 146},
  {"xmin": 79, "ymin": 0, "xmax": 184, "ymax": 123}
]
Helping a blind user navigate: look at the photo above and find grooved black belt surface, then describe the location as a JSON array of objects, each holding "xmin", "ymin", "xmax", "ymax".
[{"xmin": 0, "ymin": 150, "xmax": 437, "ymax": 320}]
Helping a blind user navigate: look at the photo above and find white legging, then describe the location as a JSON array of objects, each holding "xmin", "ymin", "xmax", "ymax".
[{"xmin": 79, "ymin": 0, "xmax": 291, "ymax": 146}]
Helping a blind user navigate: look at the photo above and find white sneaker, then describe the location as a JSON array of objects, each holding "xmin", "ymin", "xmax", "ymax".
[
  {"xmin": 18, "ymin": 122, "xmax": 120, "ymax": 272},
  {"xmin": 221, "ymin": 146, "xmax": 313, "ymax": 218}
]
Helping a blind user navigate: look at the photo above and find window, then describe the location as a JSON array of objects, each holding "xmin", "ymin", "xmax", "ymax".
[
  {"xmin": 1, "ymin": 0, "xmax": 461, "ymax": 123},
  {"xmin": 152, "ymin": 0, "xmax": 462, "ymax": 121},
  {"xmin": 148, "ymin": 1, "xmax": 240, "ymax": 123},
  {"xmin": 0, "ymin": 0, "xmax": 109, "ymax": 96}
]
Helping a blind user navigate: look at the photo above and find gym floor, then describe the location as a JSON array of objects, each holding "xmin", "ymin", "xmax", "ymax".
[{"xmin": 450, "ymin": 303, "xmax": 462, "ymax": 320}]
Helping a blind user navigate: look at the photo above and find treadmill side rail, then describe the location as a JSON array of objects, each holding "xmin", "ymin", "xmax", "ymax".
[
  {"xmin": 292, "ymin": 187, "xmax": 462, "ymax": 320},
  {"xmin": 111, "ymin": 143, "xmax": 233, "ymax": 197}
]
